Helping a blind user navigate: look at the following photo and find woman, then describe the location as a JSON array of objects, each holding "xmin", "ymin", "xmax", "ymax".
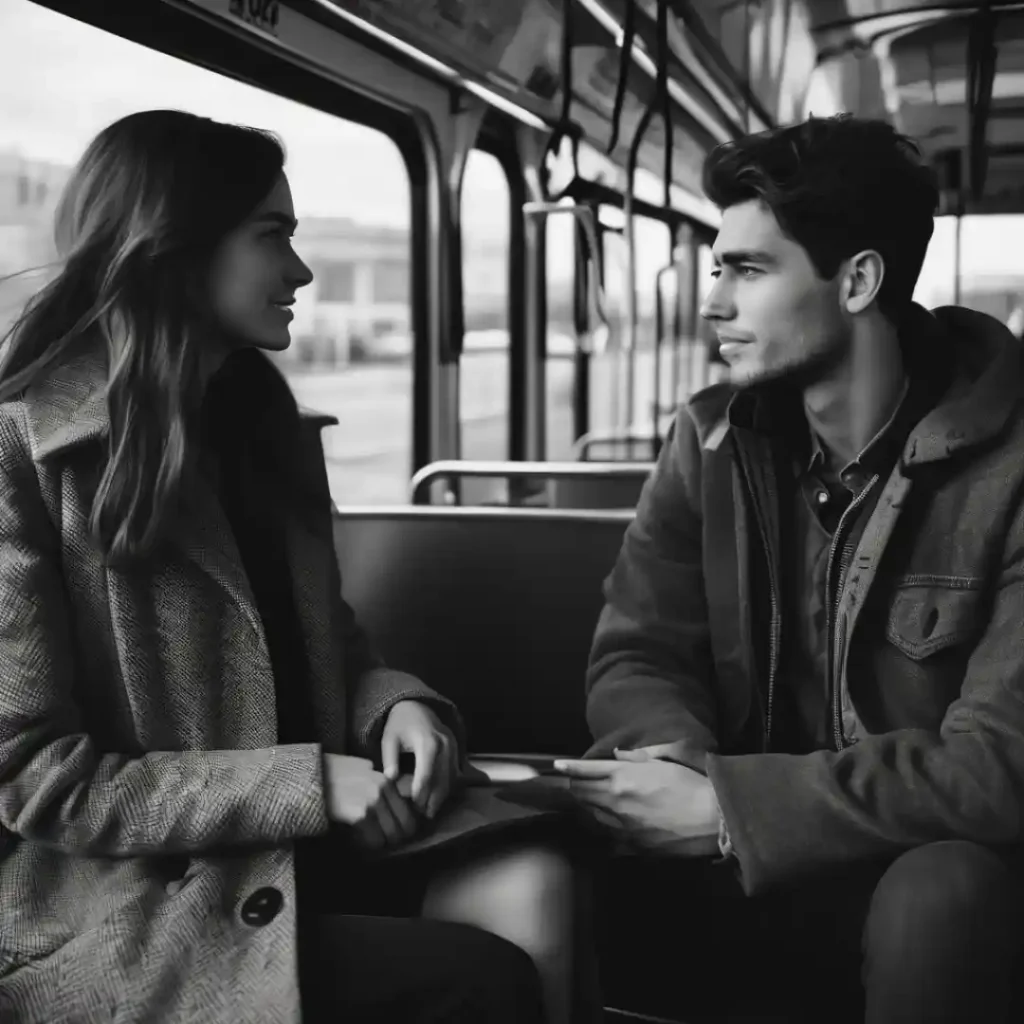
[{"xmin": 0, "ymin": 110, "xmax": 590, "ymax": 1024}]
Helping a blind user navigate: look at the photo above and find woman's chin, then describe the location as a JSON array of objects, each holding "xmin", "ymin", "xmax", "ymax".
[{"xmin": 247, "ymin": 329, "xmax": 293, "ymax": 353}]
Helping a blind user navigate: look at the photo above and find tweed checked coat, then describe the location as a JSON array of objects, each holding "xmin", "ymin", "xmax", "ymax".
[{"xmin": 0, "ymin": 346, "xmax": 459, "ymax": 1023}]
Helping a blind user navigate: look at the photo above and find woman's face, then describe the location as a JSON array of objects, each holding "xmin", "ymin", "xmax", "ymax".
[{"xmin": 206, "ymin": 172, "xmax": 313, "ymax": 352}]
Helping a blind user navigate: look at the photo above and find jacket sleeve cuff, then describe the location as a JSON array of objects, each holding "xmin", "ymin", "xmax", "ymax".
[
  {"xmin": 349, "ymin": 668, "xmax": 466, "ymax": 759},
  {"xmin": 706, "ymin": 752, "xmax": 769, "ymax": 889}
]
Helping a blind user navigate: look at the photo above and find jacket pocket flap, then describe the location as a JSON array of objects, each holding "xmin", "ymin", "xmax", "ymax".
[{"xmin": 886, "ymin": 583, "xmax": 983, "ymax": 660}]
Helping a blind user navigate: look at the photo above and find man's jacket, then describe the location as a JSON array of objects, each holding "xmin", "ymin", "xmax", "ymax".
[{"xmin": 585, "ymin": 304, "xmax": 1024, "ymax": 895}]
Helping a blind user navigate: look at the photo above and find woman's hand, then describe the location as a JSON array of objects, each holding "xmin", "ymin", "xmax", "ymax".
[
  {"xmin": 380, "ymin": 700, "xmax": 461, "ymax": 819},
  {"xmin": 321, "ymin": 753, "xmax": 420, "ymax": 850}
]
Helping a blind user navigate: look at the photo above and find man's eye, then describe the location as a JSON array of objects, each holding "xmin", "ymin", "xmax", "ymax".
[{"xmin": 738, "ymin": 266, "xmax": 761, "ymax": 278}]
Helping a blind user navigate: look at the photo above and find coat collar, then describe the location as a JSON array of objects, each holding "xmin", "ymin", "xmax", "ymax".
[
  {"xmin": 23, "ymin": 342, "xmax": 111, "ymax": 463},
  {"xmin": 20, "ymin": 342, "xmax": 337, "ymax": 662}
]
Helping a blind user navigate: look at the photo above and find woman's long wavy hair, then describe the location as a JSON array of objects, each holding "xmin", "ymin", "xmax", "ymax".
[{"xmin": 0, "ymin": 110, "xmax": 318, "ymax": 567}]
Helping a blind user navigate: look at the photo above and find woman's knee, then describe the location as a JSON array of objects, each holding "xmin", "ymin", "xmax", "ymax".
[
  {"xmin": 466, "ymin": 843, "xmax": 576, "ymax": 892},
  {"xmin": 424, "ymin": 843, "xmax": 576, "ymax": 942},
  {"xmin": 423, "ymin": 839, "xmax": 583, "ymax": 1016}
]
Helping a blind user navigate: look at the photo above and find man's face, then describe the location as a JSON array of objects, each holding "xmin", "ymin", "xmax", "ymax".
[{"xmin": 701, "ymin": 199, "xmax": 850, "ymax": 389}]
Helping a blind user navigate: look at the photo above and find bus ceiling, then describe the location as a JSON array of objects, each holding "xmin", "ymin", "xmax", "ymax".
[
  {"xmin": 40, "ymin": 0, "xmax": 1024, "ymax": 218},
  {"xmin": 303, "ymin": 0, "xmax": 1022, "ymax": 218},
  {"xmin": 807, "ymin": 1, "xmax": 1024, "ymax": 216}
]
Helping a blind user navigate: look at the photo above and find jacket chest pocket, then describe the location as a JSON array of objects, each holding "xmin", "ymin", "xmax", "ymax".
[{"xmin": 885, "ymin": 581, "xmax": 985, "ymax": 661}]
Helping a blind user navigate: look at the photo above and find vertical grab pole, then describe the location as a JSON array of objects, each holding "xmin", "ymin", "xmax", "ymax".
[
  {"xmin": 953, "ymin": 210, "xmax": 963, "ymax": 306},
  {"xmin": 653, "ymin": 263, "xmax": 665, "ymax": 453},
  {"xmin": 623, "ymin": 0, "xmax": 671, "ymax": 444},
  {"xmin": 670, "ymin": 249, "xmax": 682, "ymax": 410},
  {"xmin": 572, "ymin": 217, "xmax": 591, "ymax": 444}
]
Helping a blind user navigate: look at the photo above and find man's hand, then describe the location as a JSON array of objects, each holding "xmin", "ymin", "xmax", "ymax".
[
  {"xmin": 553, "ymin": 748, "xmax": 721, "ymax": 857},
  {"xmin": 626, "ymin": 741, "xmax": 703, "ymax": 767},
  {"xmin": 380, "ymin": 700, "xmax": 460, "ymax": 819}
]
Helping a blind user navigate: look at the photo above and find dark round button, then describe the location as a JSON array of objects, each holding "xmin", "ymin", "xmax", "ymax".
[{"xmin": 240, "ymin": 887, "xmax": 283, "ymax": 927}]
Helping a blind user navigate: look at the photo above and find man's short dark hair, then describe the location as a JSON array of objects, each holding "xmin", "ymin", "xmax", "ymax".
[{"xmin": 702, "ymin": 115, "xmax": 940, "ymax": 318}]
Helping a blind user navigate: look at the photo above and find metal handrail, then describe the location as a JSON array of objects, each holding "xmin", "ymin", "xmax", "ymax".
[
  {"xmin": 335, "ymin": 503, "xmax": 635, "ymax": 524},
  {"xmin": 410, "ymin": 459, "xmax": 653, "ymax": 504},
  {"xmin": 572, "ymin": 429, "xmax": 667, "ymax": 462}
]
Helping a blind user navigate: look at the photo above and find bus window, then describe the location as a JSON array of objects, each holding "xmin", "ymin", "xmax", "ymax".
[
  {"xmin": 459, "ymin": 149, "xmax": 510, "ymax": 502},
  {"xmin": 587, "ymin": 210, "xmax": 671, "ymax": 456},
  {"xmin": 916, "ymin": 215, "xmax": 1024, "ymax": 334},
  {"xmin": 0, "ymin": 0, "xmax": 414, "ymax": 505},
  {"xmin": 589, "ymin": 207, "xmax": 627, "ymax": 443},
  {"xmin": 629, "ymin": 216, "xmax": 671, "ymax": 436}
]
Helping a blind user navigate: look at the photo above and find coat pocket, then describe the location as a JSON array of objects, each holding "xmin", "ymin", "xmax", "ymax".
[{"xmin": 885, "ymin": 580, "xmax": 985, "ymax": 661}]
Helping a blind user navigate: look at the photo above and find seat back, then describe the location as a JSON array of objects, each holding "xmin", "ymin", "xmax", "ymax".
[
  {"xmin": 548, "ymin": 473, "xmax": 648, "ymax": 509},
  {"xmin": 332, "ymin": 507, "xmax": 632, "ymax": 755}
]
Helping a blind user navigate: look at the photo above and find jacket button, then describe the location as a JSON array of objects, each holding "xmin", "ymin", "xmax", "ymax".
[{"xmin": 240, "ymin": 887, "xmax": 284, "ymax": 926}]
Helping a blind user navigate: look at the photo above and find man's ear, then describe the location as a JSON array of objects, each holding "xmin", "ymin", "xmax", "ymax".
[{"xmin": 841, "ymin": 249, "xmax": 885, "ymax": 314}]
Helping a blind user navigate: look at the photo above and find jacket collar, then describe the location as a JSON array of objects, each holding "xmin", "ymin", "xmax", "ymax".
[
  {"xmin": 903, "ymin": 305, "xmax": 1023, "ymax": 465},
  {"xmin": 24, "ymin": 342, "xmax": 111, "ymax": 463},
  {"xmin": 689, "ymin": 303, "xmax": 1023, "ymax": 468}
]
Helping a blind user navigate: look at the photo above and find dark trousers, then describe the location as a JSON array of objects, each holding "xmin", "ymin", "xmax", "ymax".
[
  {"xmin": 294, "ymin": 835, "xmax": 547, "ymax": 1023},
  {"xmin": 594, "ymin": 840, "xmax": 1024, "ymax": 1024},
  {"xmin": 297, "ymin": 911, "xmax": 546, "ymax": 1023}
]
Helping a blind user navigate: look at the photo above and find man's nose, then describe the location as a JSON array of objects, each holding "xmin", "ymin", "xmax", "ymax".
[{"xmin": 700, "ymin": 276, "xmax": 733, "ymax": 321}]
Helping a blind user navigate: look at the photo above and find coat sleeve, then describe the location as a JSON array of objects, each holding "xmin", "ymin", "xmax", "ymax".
[
  {"xmin": 584, "ymin": 409, "xmax": 719, "ymax": 770},
  {"xmin": 0, "ymin": 448, "xmax": 329, "ymax": 857},
  {"xmin": 707, "ymin": 500, "xmax": 1024, "ymax": 896}
]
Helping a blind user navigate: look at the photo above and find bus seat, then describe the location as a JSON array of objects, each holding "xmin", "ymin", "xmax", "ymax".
[
  {"xmin": 332, "ymin": 507, "xmax": 632, "ymax": 755},
  {"xmin": 548, "ymin": 472, "xmax": 649, "ymax": 509}
]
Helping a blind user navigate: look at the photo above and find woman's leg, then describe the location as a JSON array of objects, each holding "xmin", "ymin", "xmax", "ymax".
[{"xmin": 421, "ymin": 842, "xmax": 603, "ymax": 1024}]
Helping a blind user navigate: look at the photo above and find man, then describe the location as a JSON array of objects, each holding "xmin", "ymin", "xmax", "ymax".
[{"xmin": 555, "ymin": 115, "xmax": 1024, "ymax": 1023}]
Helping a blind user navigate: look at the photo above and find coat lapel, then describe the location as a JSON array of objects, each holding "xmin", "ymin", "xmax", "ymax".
[
  {"xmin": 170, "ymin": 481, "xmax": 265, "ymax": 643},
  {"xmin": 24, "ymin": 343, "xmax": 265, "ymax": 643}
]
